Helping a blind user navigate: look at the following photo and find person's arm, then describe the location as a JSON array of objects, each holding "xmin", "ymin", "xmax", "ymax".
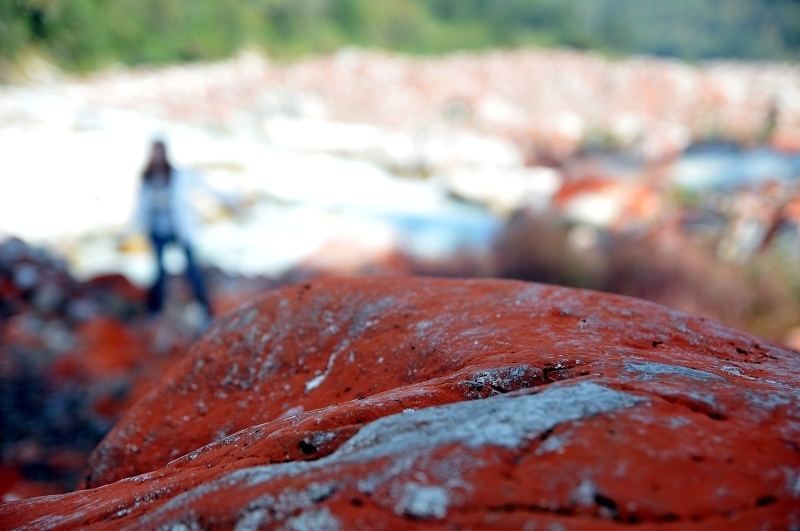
[
  {"xmin": 132, "ymin": 183, "xmax": 150, "ymax": 234},
  {"xmin": 183, "ymin": 167, "xmax": 243, "ymax": 213},
  {"xmin": 116, "ymin": 182, "xmax": 150, "ymax": 251}
]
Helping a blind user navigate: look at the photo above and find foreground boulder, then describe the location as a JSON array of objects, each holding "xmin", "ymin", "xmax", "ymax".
[{"xmin": 2, "ymin": 277, "xmax": 799, "ymax": 529}]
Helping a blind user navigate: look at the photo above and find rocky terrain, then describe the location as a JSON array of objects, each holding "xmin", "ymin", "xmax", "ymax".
[
  {"xmin": 2, "ymin": 48, "xmax": 798, "ymax": 337},
  {"xmin": 1, "ymin": 48, "xmax": 799, "ymax": 523},
  {"xmin": 0, "ymin": 238, "xmax": 196, "ymax": 500},
  {"xmin": 9, "ymin": 48, "xmax": 798, "ymax": 160},
  {"xmin": 2, "ymin": 277, "xmax": 798, "ymax": 529}
]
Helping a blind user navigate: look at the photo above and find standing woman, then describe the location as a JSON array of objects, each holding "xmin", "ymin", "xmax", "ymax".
[{"xmin": 136, "ymin": 140, "xmax": 211, "ymax": 318}]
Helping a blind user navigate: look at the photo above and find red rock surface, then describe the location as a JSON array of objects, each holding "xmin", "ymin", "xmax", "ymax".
[{"xmin": 2, "ymin": 277, "xmax": 799, "ymax": 529}]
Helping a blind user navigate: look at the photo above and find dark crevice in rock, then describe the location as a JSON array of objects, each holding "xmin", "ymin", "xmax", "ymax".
[
  {"xmin": 756, "ymin": 495, "xmax": 777, "ymax": 507},
  {"xmin": 471, "ymin": 440, "xmax": 790, "ymax": 525},
  {"xmin": 542, "ymin": 368, "xmax": 589, "ymax": 383},
  {"xmin": 457, "ymin": 502, "xmax": 636, "ymax": 523},
  {"xmin": 298, "ymin": 440, "xmax": 317, "ymax": 455},
  {"xmin": 537, "ymin": 428, "xmax": 554, "ymax": 442},
  {"xmin": 540, "ymin": 360, "xmax": 592, "ymax": 383},
  {"xmin": 653, "ymin": 393, "xmax": 728, "ymax": 421},
  {"xmin": 460, "ymin": 365, "xmax": 548, "ymax": 399},
  {"xmin": 457, "ymin": 497, "xmax": 778, "ymax": 525},
  {"xmin": 460, "ymin": 363, "xmax": 594, "ymax": 399},
  {"xmin": 593, "ymin": 493, "xmax": 619, "ymax": 519}
]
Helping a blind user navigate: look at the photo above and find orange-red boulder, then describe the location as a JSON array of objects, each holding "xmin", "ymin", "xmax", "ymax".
[{"xmin": 1, "ymin": 277, "xmax": 799, "ymax": 529}]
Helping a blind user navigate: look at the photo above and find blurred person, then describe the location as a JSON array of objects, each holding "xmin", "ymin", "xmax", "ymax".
[{"xmin": 134, "ymin": 140, "xmax": 212, "ymax": 319}]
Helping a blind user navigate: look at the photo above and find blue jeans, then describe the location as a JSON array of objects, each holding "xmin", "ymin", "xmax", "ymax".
[{"xmin": 147, "ymin": 234, "xmax": 210, "ymax": 315}]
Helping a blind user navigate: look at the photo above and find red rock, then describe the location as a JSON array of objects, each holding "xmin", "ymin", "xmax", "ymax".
[
  {"xmin": 1, "ymin": 315, "xmax": 45, "ymax": 350},
  {"xmin": 771, "ymin": 128, "xmax": 800, "ymax": 154},
  {"xmin": 0, "ymin": 467, "xmax": 23, "ymax": 499},
  {"xmin": 1, "ymin": 277, "xmax": 799, "ymax": 529},
  {"xmin": 83, "ymin": 274, "xmax": 146, "ymax": 304},
  {"xmin": 0, "ymin": 477, "xmax": 62, "ymax": 504},
  {"xmin": 46, "ymin": 355, "xmax": 88, "ymax": 384},
  {"xmin": 72, "ymin": 319, "xmax": 141, "ymax": 376},
  {"xmin": 0, "ymin": 275, "xmax": 22, "ymax": 306}
]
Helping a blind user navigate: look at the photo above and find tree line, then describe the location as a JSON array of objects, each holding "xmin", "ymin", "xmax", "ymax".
[{"xmin": 1, "ymin": 0, "xmax": 798, "ymax": 72}]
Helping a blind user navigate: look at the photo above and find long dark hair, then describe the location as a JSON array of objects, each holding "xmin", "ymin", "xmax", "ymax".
[{"xmin": 142, "ymin": 140, "xmax": 173, "ymax": 183}]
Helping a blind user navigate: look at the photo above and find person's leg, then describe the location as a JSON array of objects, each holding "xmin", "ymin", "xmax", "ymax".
[
  {"xmin": 182, "ymin": 243, "xmax": 211, "ymax": 316},
  {"xmin": 147, "ymin": 235, "xmax": 168, "ymax": 314}
]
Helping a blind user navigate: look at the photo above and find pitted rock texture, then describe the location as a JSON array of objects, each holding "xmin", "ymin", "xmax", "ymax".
[{"xmin": 1, "ymin": 277, "xmax": 799, "ymax": 529}]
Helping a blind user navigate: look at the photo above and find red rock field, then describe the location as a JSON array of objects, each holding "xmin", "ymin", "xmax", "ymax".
[{"xmin": 1, "ymin": 277, "xmax": 799, "ymax": 529}]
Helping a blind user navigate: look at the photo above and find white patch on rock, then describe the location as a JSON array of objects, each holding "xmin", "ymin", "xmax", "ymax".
[
  {"xmin": 234, "ymin": 509, "xmax": 268, "ymax": 531},
  {"xmin": 336, "ymin": 381, "xmax": 645, "ymax": 461},
  {"xmin": 394, "ymin": 483, "xmax": 449, "ymax": 519},
  {"xmin": 668, "ymin": 417, "xmax": 691, "ymax": 429},
  {"xmin": 137, "ymin": 382, "xmax": 644, "ymax": 528},
  {"xmin": 161, "ymin": 522, "xmax": 199, "ymax": 531},
  {"xmin": 718, "ymin": 365, "xmax": 755, "ymax": 380},
  {"xmin": 535, "ymin": 432, "xmax": 571, "ymax": 455},
  {"xmin": 232, "ymin": 483, "xmax": 338, "ymax": 531},
  {"xmin": 785, "ymin": 469, "xmax": 800, "ymax": 497},
  {"xmin": 624, "ymin": 361, "xmax": 724, "ymax": 381},
  {"xmin": 280, "ymin": 507, "xmax": 340, "ymax": 531},
  {"xmin": 746, "ymin": 390, "xmax": 797, "ymax": 411},
  {"xmin": 277, "ymin": 405, "xmax": 304, "ymax": 420},
  {"xmin": 570, "ymin": 479, "xmax": 597, "ymax": 506},
  {"xmin": 305, "ymin": 341, "xmax": 350, "ymax": 392}
]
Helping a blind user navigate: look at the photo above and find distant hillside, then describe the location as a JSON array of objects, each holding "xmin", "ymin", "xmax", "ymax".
[{"xmin": 1, "ymin": 0, "xmax": 798, "ymax": 72}]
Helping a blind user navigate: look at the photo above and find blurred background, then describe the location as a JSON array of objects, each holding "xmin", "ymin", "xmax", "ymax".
[{"xmin": 1, "ymin": 0, "xmax": 799, "ymax": 500}]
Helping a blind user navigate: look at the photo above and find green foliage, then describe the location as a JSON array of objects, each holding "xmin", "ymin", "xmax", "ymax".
[
  {"xmin": 0, "ymin": 2, "xmax": 29, "ymax": 60},
  {"xmin": 1, "ymin": 0, "xmax": 798, "ymax": 72}
]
